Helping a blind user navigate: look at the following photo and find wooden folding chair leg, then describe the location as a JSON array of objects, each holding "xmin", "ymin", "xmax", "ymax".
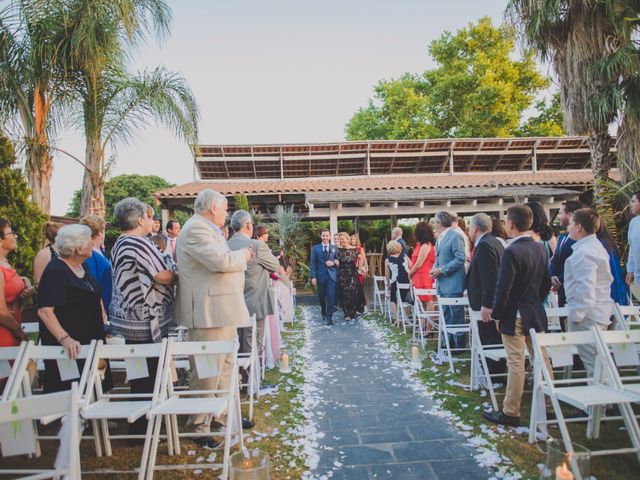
[
  {"xmin": 138, "ymin": 414, "xmax": 157, "ymax": 480},
  {"xmin": 171, "ymin": 414, "xmax": 180, "ymax": 454},
  {"xmin": 165, "ymin": 415, "xmax": 174, "ymax": 456},
  {"xmin": 145, "ymin": 415, "xmax": 163, "ymax": 480},
  {"xmin": 91, "ymin": 419, "xmax": 103, "ymax": 457},
  {"xmin": 100, "ymin": 418, "xmax": 112, "ymax": 457}
]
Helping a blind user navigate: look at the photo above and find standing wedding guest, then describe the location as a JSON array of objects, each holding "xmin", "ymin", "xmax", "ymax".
[
  {"xmin": 351, "ymin": 234, "xmax": 368, "ymax": 285},
  {"xmin": 483, "ymin": 205, "xmax": 552, "ymax": 427},
  {"xmin": 385, "ymin": 240, "xmax": 410, "ymax": 323},
  {"xmin": 310, "ymin": 229, "xmax": 338, "ymax": 326},
  {"xmin": 430, "ymin": 212, "xmax": 466, "ymax": 349},
  {"xmin": 256, "ymin": 225, "xmax": 269, "ymax": 243},
  {"xmin": 565, "ymin": 209, "xmax": 613, "ymax": 377},
  {"xmin": 409, "ymin": 221, "xmax": 436, "ymax": 312},
  {"xmin": 149, "ymin": 214, "xmax": 165, "ymax": 240},
  {"xmin": 228, "ymin": 210, "xmax": 281, "ymax": 358},
  {"xmin": 337, "ymin": 232, "xmax": 366, "ymax": 320},
  {"xmin": 491, "ymin": 217, "xmax": 509, "ymax": 248},
  {"xmin": 33, "ymin": 221, "xmax": 64, "ymax": 284},
  {"xmin": 526, "ymin": 201, "xmax": 557, "ymax": 257},
  {"xmin": 549, "ymin": 200, "xmax": 584, "ymax": 307},
  {"xmin": 176, "ymin": 190, "xmax": 251, "ymax": 448},
  {"xmin": 80, "ymin": 215, "xmax": 113, "ymax": 315},
  {"xmin": 0, "ymin": 219, "xmax": 31, "ymax": 349},
  {"xmin": 332, "ymin": 232, "xmax": 342, "ymax": 311},
  {"xmin": 466, "ymin": 213, "xmax": 505, "ymax": 375},
  {"xmin": 451, "ymin": 213, "xmax": 471, "ymax": 270},
  {"xmin": 596, "ymin": 221, "xmax": 629, "ymax": 306},
  {"xmin": 164, "ymin": 219, "xmax": 180, "ymax": 263},
  {"xmin": 391, "ymin": 227, "xmax": 408, "ymax": 255},
  {"xmin": 37, "ymin": 224, "xmax": 110, "ymax": 393},
  {"xmin": 109, "ymin": 199, "xmax": 176, "ymax": 437},
  {"xmin": 626, "ymin": 191, "xmax": 640, "ymax": 301}
]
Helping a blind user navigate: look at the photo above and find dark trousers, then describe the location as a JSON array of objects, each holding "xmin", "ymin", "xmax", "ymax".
[
  {"xmin": 127, "ymin": 339, "xmax": 160, "ymax": 435},
  {"xmin": 318, "ymin": 279, "xmax": 336, "ymax": 321},
  {"xmin": 476, "ymin": 318, "xmax": 506, "ymax": 375}
]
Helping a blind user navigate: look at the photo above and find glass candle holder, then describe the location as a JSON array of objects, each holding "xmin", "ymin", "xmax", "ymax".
[
  {"xmin": 230, "ymin": 449, "xmax": 270, "ymax": 480},
  {"xmin": 407, "ymin": 340, "xmax": 425, "ymax": 368},
  {"xmin": 539, "ymin": 439, "xmax": 590, "ymax": 480}
]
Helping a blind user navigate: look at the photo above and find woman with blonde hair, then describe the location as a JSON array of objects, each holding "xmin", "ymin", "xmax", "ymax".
[
  {"xmin": 337, "ymin": 232, "xmax": 365, "ymax": 320},
  {"xmin": 33, "ymin": 221, "xmax": 64, "ymax": 284}
]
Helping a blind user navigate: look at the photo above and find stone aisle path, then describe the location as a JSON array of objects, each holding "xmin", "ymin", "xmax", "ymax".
[{"xmin": 303, "ymin": 306, "xmax": 490, "ymax": 480}]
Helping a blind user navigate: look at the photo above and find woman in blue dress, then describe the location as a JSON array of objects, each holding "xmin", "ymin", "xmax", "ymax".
[
  {"xmin": 80, "ymin": 215, "xmax": 113, "ymax": 317},
  {"xmin": 597, "ymin": 221, "xmax": 629, "ymax": 305}
]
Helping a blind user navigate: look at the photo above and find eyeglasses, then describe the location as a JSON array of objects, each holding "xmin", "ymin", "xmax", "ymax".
[{"xmin": 2, "ymin": 231, "xmax": 17, "ymax": 239}]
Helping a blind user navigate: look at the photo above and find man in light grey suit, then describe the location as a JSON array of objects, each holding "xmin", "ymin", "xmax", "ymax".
[
  {"xmin": 175, "ymin": 189, "xmax": 251, "ymax": 449},
  {"xmin": 430, "ymin": 211, "xmax": 467, "ymax": 349},
  {"xmin": 227, "ymin": 210, "xmax": 282, "ymax": 356}
]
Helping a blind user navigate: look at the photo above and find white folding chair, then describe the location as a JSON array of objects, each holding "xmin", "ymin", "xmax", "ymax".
[
  {"xmin": 529, "ymin": 329, "xmax": 640, "ymax": 470},
  {"xmin": 437, "ymin": 296, "xmax": 471, "ymax": 372},
  {"xmin": 594, "ymin": 329, "xmax": 640, "ymax": 402},
  {"xmin": 142, "ymin": 339, "xmax": 243, "ymax": 480},
  {"xmin": 80, "ymin": 339, "xmax": 169, "ymax": 457},
  {"xmin": 238, "ymin": 314, "xmax": 259, "ymax": 420},
  {"xmin": 21, "ymin": 323, "xmax": 39, "ymax": 336},
  {"xmin": 412, "ymin": 287, "xmax": 438, "ymax": 347},
  {"xmin": 372, "ymin": 275, "xmax": 386, "ymax": 313},
  {"xmin": 0, "ymin": 343, "xmax": 28, "ymax": 401},
  {"xmin": 394, "ymin": 282, "xmax": 413, "ymax": 332},
  {"xmin": 0, "ymin": 384, "xmax": 81, "ymax": 479},
  {"xmin": 468, "ymin": 309, "xmax": 512, "ymax": 408},
  {"xmin": 614, "ymin": 303, "xmax": 640, "ymax": 330}
]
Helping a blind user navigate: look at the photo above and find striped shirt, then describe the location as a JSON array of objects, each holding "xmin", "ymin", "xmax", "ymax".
[{"xmin": 109, "ymin": 235, "xmax": 174, "ymax": 342}]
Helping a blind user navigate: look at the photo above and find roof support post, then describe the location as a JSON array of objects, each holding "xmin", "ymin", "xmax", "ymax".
[
  {"xmin": 532, "ymin": 139, "xmax": 539, "ymax": 173},
  {"xmin": 366, "ymin": 142, "xmax": 371, "ymax": 176},
  {"xmin": 329, "ymin": 204, "xmax": 338, "ymax": 236},
  {"xmin": 279, "ymin": 150, "xmax": 284, "ymax": 180},
  {"xmin": 449, "ymin": 144, "xmax": 454, "ymax": 175}
]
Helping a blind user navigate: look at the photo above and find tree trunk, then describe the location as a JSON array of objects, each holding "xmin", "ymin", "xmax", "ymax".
[
  {"xmin": 617, "ymin": 112, "xmax": 640, "ymax": 183},
  {"xmin": 27, "ymin": 145, "xmax": 52, "ymax": 215},
  {"xmin": 80, "ymin": 135, "xmax": 105, "ymax": 217}
]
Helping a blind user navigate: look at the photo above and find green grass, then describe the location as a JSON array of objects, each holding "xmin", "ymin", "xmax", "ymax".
[
  {"xmin": 365, "ymin": 310, "xmax": 639, "ymax": 480},
  {"xmin": 1, "ymin": 310, "xmax": 309, "ymax": 479}
]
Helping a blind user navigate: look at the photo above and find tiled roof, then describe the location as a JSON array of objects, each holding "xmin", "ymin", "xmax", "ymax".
[{"xmin": 155, "ymin": 169, "xmax": 610, "ymax": 199}]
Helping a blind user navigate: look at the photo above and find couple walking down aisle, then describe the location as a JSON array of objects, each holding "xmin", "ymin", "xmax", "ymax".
[{"xmin": 310, "ymin": 230, "xmax": 366, "ymax": 325}]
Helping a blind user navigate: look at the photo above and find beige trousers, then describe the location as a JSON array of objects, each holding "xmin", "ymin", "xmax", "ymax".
[
  {"xmin": 502, "ymin": 319, "xmax": 552, "ymax": 418},
  {"xmin": 188, "ymin": 326, "xmax": 237, "ymax": 433}
]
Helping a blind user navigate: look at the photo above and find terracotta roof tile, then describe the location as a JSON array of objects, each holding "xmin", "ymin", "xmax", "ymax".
[{"xmin": 155, "ymin": 169, "xmax": 614, "ymax": 199}]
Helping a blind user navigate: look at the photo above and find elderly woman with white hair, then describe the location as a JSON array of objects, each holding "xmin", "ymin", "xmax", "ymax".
[{"xmin": 37, "ymin": 224, "xmax": 110, "ymax": 393}]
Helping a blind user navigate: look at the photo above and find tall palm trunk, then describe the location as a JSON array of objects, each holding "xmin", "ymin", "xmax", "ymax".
[
  {"xmin": 80, "ymin": 134, "xmax": 105, "ymax": 217},
  {"xmin": 617, "ymin": 112, "xmax": 640, "ymax": 182},
  {"xmin": 26, "ymin": 86, "xmax": 53, "ymax": 214}
]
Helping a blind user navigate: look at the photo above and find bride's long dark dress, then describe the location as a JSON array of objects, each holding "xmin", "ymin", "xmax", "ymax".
[{"xmin": 337, "ymin": 247, "xmax": 366, "ymax": 318}]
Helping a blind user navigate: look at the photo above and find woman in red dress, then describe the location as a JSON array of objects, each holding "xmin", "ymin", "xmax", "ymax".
[
  {"xmin": 0, "ymin": 219, "xmax": 32, "ymax": 351},
  {"xmin": 409, "ymin": 221, "xmax": 436, "ymax": 313}
]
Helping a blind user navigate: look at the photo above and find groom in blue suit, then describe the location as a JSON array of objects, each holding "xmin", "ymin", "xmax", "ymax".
[{"xmin": 311, "ymin": 229, "xmax": 338, "ymax": 326}]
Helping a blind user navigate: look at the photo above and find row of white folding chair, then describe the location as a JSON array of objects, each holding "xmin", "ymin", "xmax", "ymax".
[
  {"xmin": 372, "ymin": 275, "xmax": 393, "ymax": 321},
  {"xmin": 394, "ymin": 283, "xmax": 414, "ymax": 332},
  {"xmin": 528, "ymin": 328, "xmax": 640, "ymax": 474},
  {"xmin": 436, "ymin": 295, "xmax": 471, "ymax": 373},
  {"xmin": 412, "ymin": 288, "xmax": 439, "ymax": 347},
  {"xmin": 0, "ymin": 384, "xmax": 81, "ymax": 479},
  {"xmin": 614, "ymin": 303, "xmax": 640, "ymax": 330}
]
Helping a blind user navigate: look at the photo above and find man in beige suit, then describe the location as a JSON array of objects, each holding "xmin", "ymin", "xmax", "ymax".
[
  {"xmin": 175, "ymin": 189, "xmax": 251, "ymax": 449},
  {"xmin": 227, "ymin": 210, "xmax": 282, "ymax": 356}
]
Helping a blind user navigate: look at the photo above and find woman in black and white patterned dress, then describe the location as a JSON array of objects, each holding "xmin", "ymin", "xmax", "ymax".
[{"xmin": 109, "ymin": 198, "xmax": 177, "ymax": 437}]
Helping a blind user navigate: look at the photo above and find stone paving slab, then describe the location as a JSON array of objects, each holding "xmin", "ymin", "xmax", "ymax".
[{"xmin": 305, "ymin": 306, "xmax": 490, "ymax": 479}]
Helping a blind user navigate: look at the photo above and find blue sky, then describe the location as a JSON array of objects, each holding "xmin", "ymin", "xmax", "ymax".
[{"xmin": 50, "ymin": 0, "xmax": 517, "ymax": 214}]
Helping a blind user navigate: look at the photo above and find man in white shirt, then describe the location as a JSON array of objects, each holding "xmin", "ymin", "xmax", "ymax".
[
  {"xmin": 565, "ymin": 208, "xmax": 614, "ymax": 377},
  {"xmin": 626, "ymin": 191, "xmax": 640, "ymax": 301}
]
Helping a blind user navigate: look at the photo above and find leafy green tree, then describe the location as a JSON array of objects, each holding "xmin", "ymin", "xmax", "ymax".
[
  {"xmin": 0, "ymin": 133, "xmax": 46, "ymax": 278},
  {"xmin": 345, "ymin": 17, "xmax": 549, "ymax": 140},
  {"xmin": 516, "ymin": 92, "xmax": 565, "ymax": 137},
  {"xmin": 67, "ymin": 174, "xmax": 174, "ymax": 223}
]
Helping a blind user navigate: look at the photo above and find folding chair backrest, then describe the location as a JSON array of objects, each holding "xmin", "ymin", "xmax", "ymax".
[
  {"xmin": 530, "ymin": 329, "xmax": 598, "ymax": 379},
  {"xmin": 373, "ymin": 275, "xmax": 385, "ymax": 287},
  {"xmin": 614, "ymin": 304, "xmax": 640, "ymax": 329},
  {"xmin": 0, "ymin": 343, "xmax": 27, "ymax": 401},
  {"xmin": 598, "ymin": 330, "xmax": 640, "ymax": 368},
  {"xmin": 531, "ymin": 329, "xmax": 594, "ymax": 348},
  {"xmin": 5, "ymin": 341, "xmax": 96, "ymax": 401},
  {"xmin": 545, "ymin": 306, "xmax": 568, "ymax": 332},
  {"xmin": 413, "ymin": 288, "xmax": 437, "ymax": 299},
  {"xmin": 21, "ymin": 322, "xmax": 39, "ymax": 335},
  {"xmin": 437, "ymin": 296, "xmax": 470, "ymax": 307}
]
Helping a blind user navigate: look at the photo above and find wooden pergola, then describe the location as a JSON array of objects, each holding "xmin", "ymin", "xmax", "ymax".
[{"xmin": 155, "ymin": 137, "xmax": 618, "ymax": 233}]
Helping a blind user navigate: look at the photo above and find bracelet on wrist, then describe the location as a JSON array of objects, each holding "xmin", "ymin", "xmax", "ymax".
[{"xmin": 58, "ymin": 334, "xmax": 69, "ymax": 344}]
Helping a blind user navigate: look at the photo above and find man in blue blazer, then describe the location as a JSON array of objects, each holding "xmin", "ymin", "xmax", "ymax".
[
  {"xmin": 549, "ymin": 200, "xmax": 583, "ymax": 308},
  {"xmin": 430, "ymin": 211, "xmax": 467, "ymax": 348},
  {"xmin": 311, "ymin": 229, "xmax": 338, "ymax": 326}
]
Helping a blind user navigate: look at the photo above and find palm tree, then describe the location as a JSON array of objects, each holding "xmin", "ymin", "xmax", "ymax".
[
  {"xmin": 507, "ymin": 1, "xmax": 619, "ymax": 206},
  {"xmin": 56, "ymin": 0, "xmax": 198, "ymax": 216},
  {"xmin": 269, "ymin": 205, "xmax": 309, "ymax": 279},
  {"xmin": 0, "ymin": 1, "xmax": 66, "ymax": 214}
]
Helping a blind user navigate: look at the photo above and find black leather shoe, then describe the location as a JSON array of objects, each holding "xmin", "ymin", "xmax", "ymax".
[
  {"xmin": 326, "ymin": 319, "xmax": 333, "ymax": 326},
  {"xmin": 242, "ymin": 418, "xmax": 254, "ymax": 429},
  {"xmin": 193, "ymin": 436, "xmax": 221, "ymax": 450},
  {"xmin": 482, "ymin": 410, "xmax": 520, "ymax": 427}
]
